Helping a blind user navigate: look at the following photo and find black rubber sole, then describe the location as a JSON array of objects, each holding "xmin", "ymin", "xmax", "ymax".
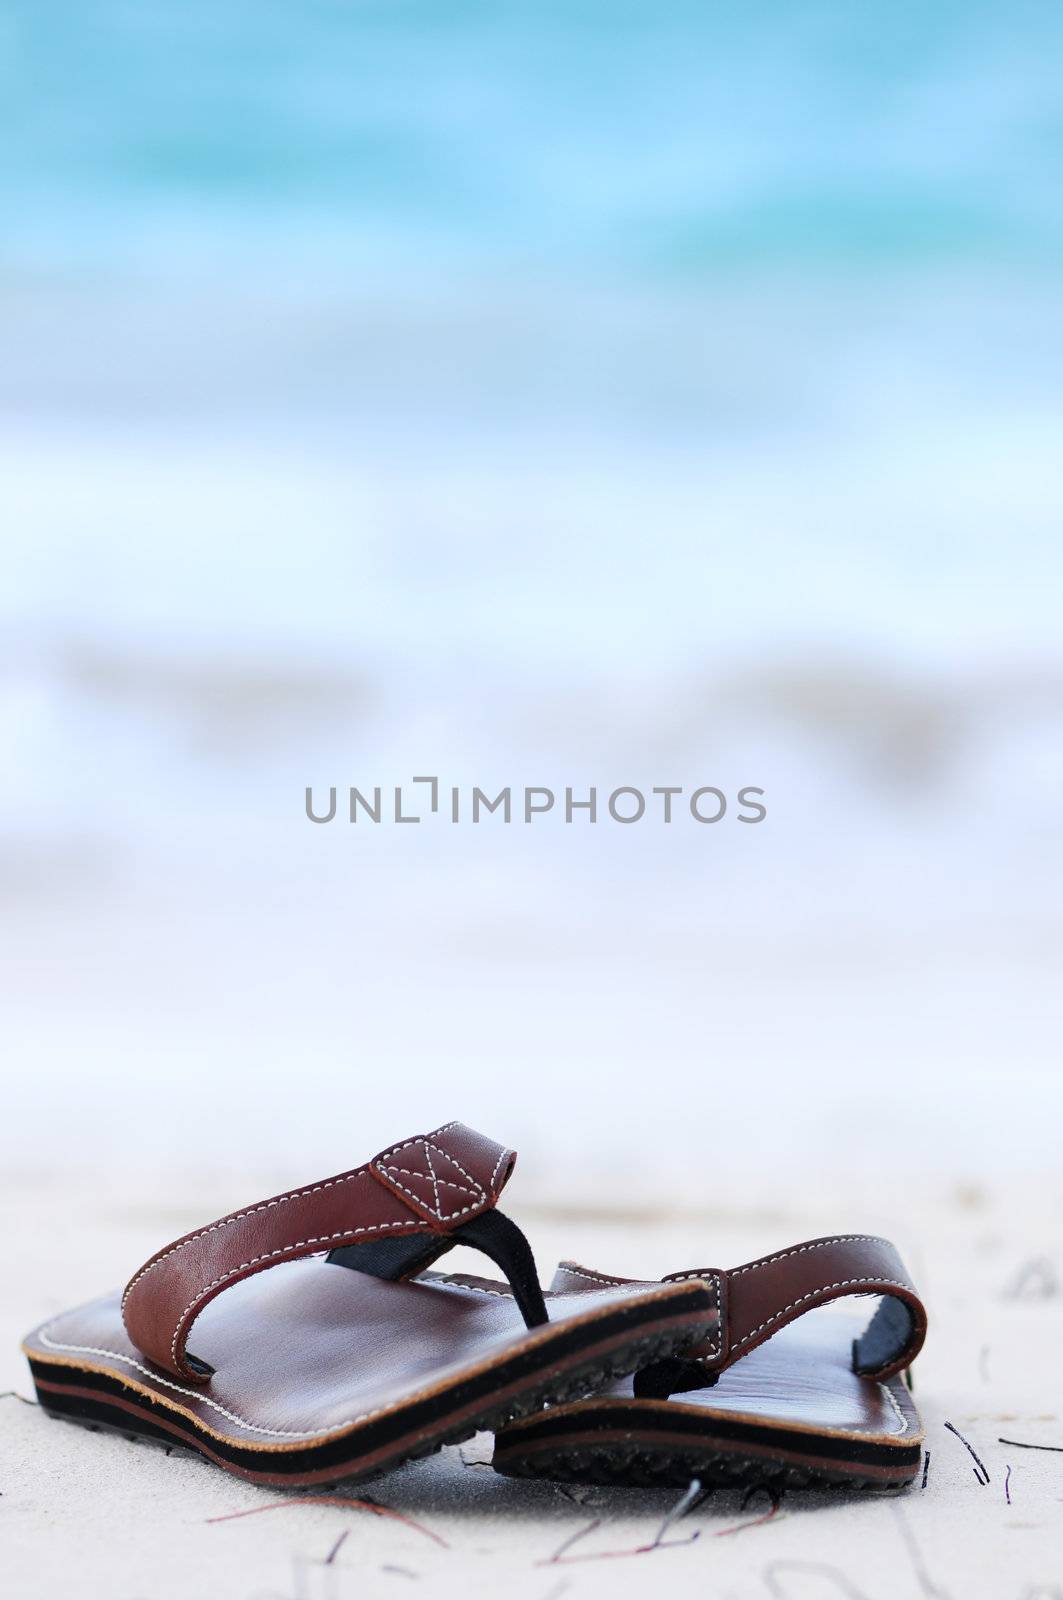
[
  {"xmin": 493, "ymin": 1436, "xmax": 917, "ymax": 1492},
  {"xmin": 29, "ymin": 1294, "xmax": 711, "ymax": 1487},
  {"xmin": 492, "ymin": 1397, "xmax": 922, "ymax": 1492}
]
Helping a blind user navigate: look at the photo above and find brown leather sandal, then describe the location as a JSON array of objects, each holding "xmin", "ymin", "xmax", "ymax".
[
  {"xmin": 22, "ymin": 1123, "xmax": 716, "ymax": 1487},
  {"xmin": 492, "ymin": 1235, "xmax": 927, "ymax": 1491}
]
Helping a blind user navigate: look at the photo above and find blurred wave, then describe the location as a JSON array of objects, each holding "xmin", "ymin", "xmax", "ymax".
[{"xmin": 2, "ymin": 1, "xmax": 1061, "ymax": 1175}]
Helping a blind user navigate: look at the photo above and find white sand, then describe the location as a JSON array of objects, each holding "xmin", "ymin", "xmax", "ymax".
[{"xmin": 4, "ymin": 1168, "xmax": 1062, "ymax": 1599}]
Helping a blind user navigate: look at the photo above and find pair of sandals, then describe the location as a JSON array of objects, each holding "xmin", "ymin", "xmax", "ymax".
[{"xmin": 24, "ymin": 1122, "xmax": 927, "ymax": 1491}]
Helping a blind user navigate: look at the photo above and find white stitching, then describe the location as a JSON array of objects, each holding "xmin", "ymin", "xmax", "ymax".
[
  {"xmin": 672, "ymin": 1260, "xmax": 915, "ymax": 1401},
  {"xmin": 557, "ymin": 1265, "xmax": 629, "ymax": 1288},
  {"xmin": 37, "ymin": 1268, "xmax": 689, "ymax": 1444},
  {"xmin": 126, "ymin": 1123, "xmax": 503, "ymax": 1368},
  {"xmin": 561, "ymin": 1251, "xmax": 911, "ymax": 1430},
  {"xmin": 375, "ymin": 1124, "xmax": 458, "ymax": 1167},
  {"xmin": 373, "ymin": 1165, "xmax": 483, "ymax": 1223},
  {"xmin": 34, "ymin": 1320, "xmax": 908, "ymax": 1449},
  {"xmin": 731, "ymin": 1237, "xmax": 894, "ymax": 1277},
  {"xmin": 171, "ymin": 1173, "xmax": 498, "ymax": 1369},
  {"xmin": 380, "ymin": 1167, "xmax": 477, "ymax": 1199},
  {"xmin": 121, "ymin": 1170, "xmax": 372, "ymax": 1310},
  {"xmin": 418, "ymin": 1279, "xmax": 514, "ymax": 1301},
  {"xmin": 489, "ymin": 1146, "xmax": 512, "ymax": 1191},
  {"xmin": 623, "ymin": 1270, "xmax": 907, "ymax": 1428},
  {"xmin": 878, "ymin": 1380, "xmax": 909, "ymax": 1435},
  {"xmin": 734, "ymin": 1277, "xmax": 914, "ymax": 1349},
  {"xmin": 375, "ymin": 1140, "xmax": 485, "ymax": 1222},
  {"xmin": 656, "ymin": 1271, "xmax": 723, "ymax": 1358},
  {"xmin": 169, "ymin": 1221, "xmax": 422, "ymax": 1368},
  {"xmin": 709, "ymin": 1276, "xmax": 721, "ymax": 1358},
  {"xmin": 687, "ymin": 1240, "xmax": 915, "ymax": 1372},
  {"xmin": 422, "ymin": 1144, "xmax": 442, "ymax": 1215},
  {"xmin": 41, "ymin": 1281, "xmax": 546, "ymax": 1440},
  {"xmin": 121, "ymin": 1121, "xmax": 471, "ymax": 1310},
  {"xmin": 558, "ymin": 1264, "xmax": 723, "ymax": 1359},
  {"xmin": 38, "ymin": 1328, "xmax": 343, "ymax": 1438},
  {"xmin": 425, "ymin": 1142, "xmax": 486, "ymax": 1205},
  {"xmin": 699, "ymin": 1275, "xmax": 722, "ymax": 1358},
  {"xmin": 383, "ymin": 1158, "xmax": 478, "ymax": 1204}
]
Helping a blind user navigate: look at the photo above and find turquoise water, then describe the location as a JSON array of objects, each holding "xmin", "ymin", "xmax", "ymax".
[{"xmin": 4, "ymin": 1, "xmax": 1062, "ymax": 281}]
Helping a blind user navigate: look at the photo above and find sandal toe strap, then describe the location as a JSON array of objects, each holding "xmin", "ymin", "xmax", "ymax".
[{"xmin": 122, "ymin": 1122, "xmax": 516, "ymax": 1381}]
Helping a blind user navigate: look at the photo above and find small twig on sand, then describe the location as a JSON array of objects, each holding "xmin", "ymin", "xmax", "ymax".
[
  {"xmin": 944, "ymin": 1421, "xmax": 990, "ymax": 1484},
  {"xmin": 541, "ymin": 1521, "xmax": 600, "ymax": 1565},
  {"xmin": 921, "ymin": 1451, "xmax": 931, "ymax": 1489},
  {"xmin": 206, "ymin": 1495, "xmax": 448, "ymax": 1548},
  {"xmin": 715, "ymin": 1485, "xmax": 783, "ymax": 1538},
  {"xmin": 324, "ymin": 1529, "xmax": 349, "ymax": 1565},
  {"xmin": 1004, "ymin": 1465, "xmax": 1012, "ymax": 1506},
  {"xmin": 650, "ymin": 1480, "xmax": 704, "ymax": 1547},
  {"xmin": 999, "ymin": 1435, "xmax": 1063, "ymax": 1454},
  {"xmin": 537, "ymin": 1484, "xmax": 704, "ymax": 1568},
  {"xmin": 0, "ymin": 1391, "xmax": 37, "ymax": 1407}
]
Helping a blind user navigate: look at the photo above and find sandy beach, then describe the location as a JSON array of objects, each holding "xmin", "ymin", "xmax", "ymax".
[{"xmin": 5, "ymin": 1165, "xmax": 1061, "ymax": 1599}]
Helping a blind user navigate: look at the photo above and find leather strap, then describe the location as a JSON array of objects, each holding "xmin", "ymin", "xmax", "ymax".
[
  {"xmin": 122, "ymin": 1123, "xmax": 515, "ymax": 1381},
  {"xmin": 665, "ymin": 1233, "xmax": 926, "ymax": 1382},
  {"xmin": 555, "ymin": 1233, "xmax": 926, "ymax": 1388}
]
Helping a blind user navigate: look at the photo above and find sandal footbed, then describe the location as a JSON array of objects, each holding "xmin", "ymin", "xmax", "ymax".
[{"xmin": 24, "ymin": 1266, "xmax": 714, "ymax": 1486}]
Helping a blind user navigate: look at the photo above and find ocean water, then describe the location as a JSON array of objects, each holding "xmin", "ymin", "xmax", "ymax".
[
  {"xmin": 5, "ymin": 2, "xmax": 1063, "ymax": 275},
  {"xmin": 2, "ymin": 2, "xmax": 1062, "ymax": 1180}
]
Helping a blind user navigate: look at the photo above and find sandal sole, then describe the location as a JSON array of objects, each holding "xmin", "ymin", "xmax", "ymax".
[
  {"xmin": 28, "ymin": 1290, "xmax": 712, "ymax": 1486},
  {"xmin": 493, "ymin": 1397, "xmax": 922, "ymax": 1491}
]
